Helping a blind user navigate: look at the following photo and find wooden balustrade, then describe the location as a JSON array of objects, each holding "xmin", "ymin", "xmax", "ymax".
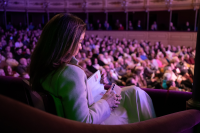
[{"xmin": 86, "ymin": 30, "xmax": 197, "ymax": 48}]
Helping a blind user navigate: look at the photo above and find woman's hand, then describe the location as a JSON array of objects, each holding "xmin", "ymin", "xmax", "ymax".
[{"xmin": 101, "ymin": 88, "xmax": 121, "ymax": 109}]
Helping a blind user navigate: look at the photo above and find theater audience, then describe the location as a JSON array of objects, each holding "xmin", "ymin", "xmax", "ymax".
[
  {"xmin": 102, "ymin": 52, "xmax": 112, "ymax": 64},
  {"xmin": 14, "ymin": 48, "xmax": 23, "ymax": 62},
  {"xmin": 6, "ymin": 52, "xmax": 19, "ymax": 68},
  {"xmin": 1, "ymin": 36, "xmax": 7, "ymax": 46},
  {"xmin": 136, "ymin": 20, "xmax": 142, "ymax": 30},
  {"xmin": 4, "ymin": 65, "xmax": 19, "ymax": 77},
  {"xmin": 139, "ymin": 48, "xmax": 148, "ymax": 60},
  {"xmin": 0, "ymin": 68, "xmax": 5, "ymax": 76},
  {"xmin": 128, "ymin": 21, "xmax": 133, "ymax": 30},
  {"xmin": 184, "ymin": 54, "xmax": 195, "ymax": 65},
  {"xmin": 0, "ymin": 53, "xmax": 6, "ymax": 68},
  {"xmin": 170, "ymin": 22, "xmax": 176, "ymax": 31},
  {"xmin": 85, "ymin": 58, "xmax": 97, "ymax": 73},
  {"xmin": 15, "ymin": 38, "xmax": 23, "ymax": 48},
  {"xmin": 17, "ymin": 58, "xmax": 29, "ymax": 78},
  {"xmin": 0, "ymin": 23, "xmax": 196, "ymax": 92},
  {"xmin": 89, "ymin": 24, "xmax": 94, "ymax": 30},
  {"xmin": 126, "ymin": 74, "xmax": 139, "ymax": 86},
  {"xmin": 166, "ymin": 80, "xmax": 180, "ymax": 91},
  {"xmin": 115, "ymin": 19, "xmax": 120, "ymax": 30},
  {"xmin": 184, "ymin": 21, "xmax": 191, "ymax": 31},
  {"xmin": 98, "ymin": 23, "xmax": 102, "ymax": 30},
  {"xmin": 106, "ymin": 23, "xmax": 112, "ymax": 30},
  {"xmin": 0, "ymin": 52, "xmax": 5, "ymax": 61},
  {"xmin": 2, "ymin": 45, "xmax": 11, "ymax": 57},
  {"xmin": 151, "ymin": 21, "xmax": 157, "ymax": 31},
  {"xmin": 134, "ymin": 66, "xmax": 147, "ymax": 88},
  {"xmin": 28, "ymin": 22, "xmax": 35, "ymax": 30},
  {"xmin": 79, "ymin": 61, "xmax": 93, "ymax": 78},
  {"xmin": 24, "ymin": 48, "xmax": 31, "ymax": 59},
  {"xmin": 92, "ymin": 58, "xmax": 102, "ymax": 70},
  {"xmin": 118, "ymin": 24, "xmax": 124, "ymax": 30}
]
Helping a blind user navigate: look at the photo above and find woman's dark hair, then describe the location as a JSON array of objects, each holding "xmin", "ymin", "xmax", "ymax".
[{"xmin": 30, "ymin": 13, "xmax": 86, "ymax": 91}]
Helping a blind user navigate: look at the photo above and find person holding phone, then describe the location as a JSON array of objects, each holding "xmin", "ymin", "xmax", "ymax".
[{"xmin": 30, "ymin": 13, "xmax": 155, "ymax": 125}]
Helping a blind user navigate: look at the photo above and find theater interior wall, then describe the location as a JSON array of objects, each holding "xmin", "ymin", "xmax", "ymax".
[{"xmin": 86, "ymin": 31, "xmax": 197, "ymax": 48}]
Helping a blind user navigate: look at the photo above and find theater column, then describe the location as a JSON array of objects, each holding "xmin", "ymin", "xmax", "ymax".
[
  {"xmin": 4, "ymin": 8, "xmax": 7, "ymax": 28},
  {"xmin": 126, "ymin": 12, "xmax": 128, "ymax": 30},
  {"xmin": 86, "ymin": 12, "xmax": 89, "ymax": 22},
  {"xmin": 186, "ymin": 9, "xmax": 200, "ymax": 110},
  {"xmin": 194, "ymin": 9, "xmax": 198, "ymax": 31},
  {"xmin": 105, "ymin": 12, "xmax": 108, "ymax": 23},
  {"xmin": 146, "ymin": 11, "xmax": 149, "ymax": 31},
  {"xmin": 169, "ymin": 10, "xmax": 172, "ymax": 31},
  {"xmin": 47, "ymin": 11, "xmax": 49, "ymax": 21},
  {"xmin": 26, "ymin": 10, "xmax": 29, "ymax": 28}
]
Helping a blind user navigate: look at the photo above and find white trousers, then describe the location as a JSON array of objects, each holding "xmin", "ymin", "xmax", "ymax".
[{"xmin": 102, "ymin": 85, "xmax": 156, "ymax": 125}]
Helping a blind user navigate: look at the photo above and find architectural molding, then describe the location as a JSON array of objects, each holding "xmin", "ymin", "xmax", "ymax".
[{"xmin": 0, "ymin": 0, "xmax": 199, "ymax": 12}]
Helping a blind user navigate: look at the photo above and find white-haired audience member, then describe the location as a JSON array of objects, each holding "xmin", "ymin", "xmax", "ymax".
[
  {"xmin": 17, "ymin": 58, "xmax": 29, "ymax": 78},
  {"xmin": 6, "ymin": 52, "xmax": 19, "ymax": 68}
]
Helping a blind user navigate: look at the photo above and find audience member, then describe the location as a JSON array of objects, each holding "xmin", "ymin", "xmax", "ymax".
[
  {"xmin": 136, "ymin": 20, "xmax": 142, "ymax": 30},
  {"xmin": 17, "ymin": 58, "xmax": 29, "ymax": 78},
  {"xmin": 0, "ymin": 68, "xmax": 5, "ymax": 76},
  {"xmin": 151, "ymin": 21, "xmax": 157, "ymax": 30},
  {"xmin": 128, "ymin": 21, "xmax": 133, "ymax": 30},
  {"xmin": 0, "ymin": 53, "xmax": 6, "ymax": 68},
  {"xmin": 85, "ymin": 19, "xmax": 90, "ymax": 30},
  {"xmin": 79, "ymin": 61, "xmax": 93, "ymax": 78},
  {"xmin": 115, "ymin": 19, "xmax": 120, "ymax": 30},
  {"xmin": 94, "ymin": 20, "xmax": 100, "ymax": 30},
  {"xmin": 170, "ymin": 22, "xmax": 176, "ymax": 31},
  {"xmin": 118, "ymin": 24, "xmax": 124, "ymax": 30},
  {"xmin": 89, "ymin": 24, "xmax": 94, "ymax": 30},
  {"xmin": 166, "ymin": 80, "xmax": 179, "ymax": 91},
  {"xmin": 85, "ymin": 58, "xmax": 97, "ymax": 73},
  {"xmin": 15, "ymin": 38, "xmax": 23, "ymax": 48},
  {"xmin": 98, "ymin": 23, "xmax": 102, "ymax": 30},
  {"xmin": 134, "ymin": 66, "xmax": 147, "ymax": 88},
  {"xmin": 14, "ymin": 48, "xmax": 23, "ymax": 62},
  {"xmin": 29, "ymin": 22, "xmax": 35, "ymax": 30},
  {"xmin": 4, "ymin": 65, "xmax": 19, "ymax": 77},
  {"xmin": 6, "ymin": 52, "xmax": 19, "ymax": 68},
  {"xmin": 184, "ymin": 21, "xmax": 191, "ymax": 31},
  {"xmin": 106, "ymin": 23, "xmax": 112, "ymax": 30}
]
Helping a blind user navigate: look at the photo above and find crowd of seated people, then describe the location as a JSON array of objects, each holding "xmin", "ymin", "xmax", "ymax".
[
  {"xmin": 0, "ymin": 24, "xmax": 196, "ymax": 92},
  {"xmin": 76, "ymin": 34, "xmax": 195, "ymax": 92},
  {"xmin": 85, "ymin": 18, "xmax": 192, "ymax": 31},
  {"xmin": 4, "ymin": 18, "xmax": 192, "ymax": 32},
  {"xmin": 0, "ymin": 25, "xmax": 42, "ymax": 78}
]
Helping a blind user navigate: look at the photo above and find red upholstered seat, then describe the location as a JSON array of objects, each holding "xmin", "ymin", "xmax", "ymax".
[
  {"xmin": 0, "ymin": 76, "xmax": 200, "ymax": 133},
  {"xmin": 0, "ymin": 94, "xmax": 200, "ymax": 133},
  {"xmin": 0, "ymin": 76, "xmax": 33, "ymax": 106}
]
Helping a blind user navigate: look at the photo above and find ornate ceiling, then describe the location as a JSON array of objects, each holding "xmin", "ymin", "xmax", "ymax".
[{"xmin": 0, "ymin": 0, "xmax": 199, "ymax": 12}]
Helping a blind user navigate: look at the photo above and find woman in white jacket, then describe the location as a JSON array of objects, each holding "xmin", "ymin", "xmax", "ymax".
[{"xmin": 29, "ymin": 13, "xmax": 156, "ymax": 125}]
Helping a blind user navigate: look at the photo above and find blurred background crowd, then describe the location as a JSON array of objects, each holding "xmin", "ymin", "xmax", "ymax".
[{"xmin": 0, "ymin": 23, "xmax": 195, "ymax": 92}]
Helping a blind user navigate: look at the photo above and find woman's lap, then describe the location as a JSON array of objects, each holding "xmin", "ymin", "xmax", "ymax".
[{"xmin": 103, "ymin": 85, "xmax": 156, "ymax": 125}]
